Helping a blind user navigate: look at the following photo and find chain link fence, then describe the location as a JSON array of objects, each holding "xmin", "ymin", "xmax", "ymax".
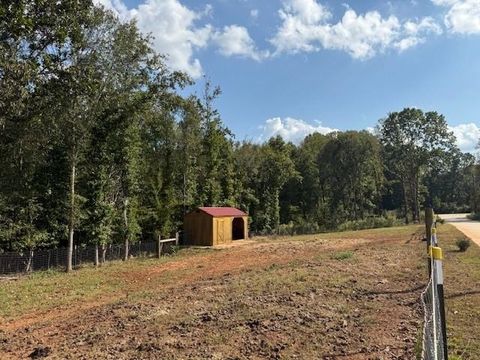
[
  {"xmin": 0, "ymin": 240, "xmax": 175, "ymax": 275},
  {"xmin": 421, "ymin": 260, "xmax": 446, "ymax": 359}
]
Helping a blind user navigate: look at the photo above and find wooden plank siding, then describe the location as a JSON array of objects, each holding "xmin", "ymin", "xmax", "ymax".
[{"xmin": 184, "ymin": 208, "xmax": 248, "ymax": 246}]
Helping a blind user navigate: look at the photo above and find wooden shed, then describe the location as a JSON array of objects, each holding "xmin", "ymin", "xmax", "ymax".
[{"xmin": 184, "ymin": 207, "xmax": 248, "ymax": 246}]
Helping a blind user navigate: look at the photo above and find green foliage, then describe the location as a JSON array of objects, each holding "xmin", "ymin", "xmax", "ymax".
[
  {"xmin": 0, "ymin": 1, "xmax": 478, "ymax": 260},
  {"xmin": 337, "ymin": 214, "xmax": 402, "ymax": 232},
  {"xmin": 378, "ymin": 108, "xmax": 459, "ymax": 223},
  {"xmin": 468, "ymin": 213, "xmax": 480, "ymax": 221},
  {"xmin": 456, "ymin": 238, "xmax": 471, "ymax": 252},
  {"xmin": 277, "ymin": 221, "xmax": 322, "ymax": 236}
]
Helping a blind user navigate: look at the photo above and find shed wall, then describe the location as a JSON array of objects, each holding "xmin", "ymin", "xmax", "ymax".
[
  {"xmin": 212, "ymin": 217, "xmax": 232, "ymax": 245},
  {"xmin": 184, "ymin": 212, "xmax": 249, "ymax": 246},
  {"xmin": 184, "ymin": 212, "xmax": 213, "ymax": 246}
]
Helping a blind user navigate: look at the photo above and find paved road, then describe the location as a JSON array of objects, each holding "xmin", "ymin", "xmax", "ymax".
[{"xmin": 439, "ymin": 213, "xmax": 480, "ymax": 247}]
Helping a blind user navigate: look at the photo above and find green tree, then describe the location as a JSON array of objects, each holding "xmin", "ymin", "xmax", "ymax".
[
  {"xmin": 256, "ymin": 136, "xmax": 297, "ymax": 233},
  {"xmin": 377, "ymin": 108, "xmax": 457, "ymax": 223},
  {"xmin": 319, "ymin": 131, "xmax": 384, "ymax": 227}
]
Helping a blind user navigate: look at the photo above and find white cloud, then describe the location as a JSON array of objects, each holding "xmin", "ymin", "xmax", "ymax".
[
  {"xmin": 271, "ymin": 0, "xmax": 442, "ymax": 58},
  {"xmin": 95, "ymin": 0, "xmax": 212, "ymax": 78},
  {"xmin": 213, "ymin": 25, "xmax": 270, "ymax": 61},
  {"xmin": 258, "ymin": 117, "xmax": 479, "ymax": 152},
  {"xmin": 432, "ymin": 0, "xmax": 480, "ymax": 34},
  {"xmin": 250, "ymin": 9, "xmax": 259, "ymax": 20},
  {"xmin": 395, "ymin": 17, "xmax": 443, "ymax": 51},
  {"xmin": 94, "ymin": 0, "xmax": 268, "ymax": 78},
  {"xmin": 259, "ymin": 117, "xmax": 337, "ymax": 143},
  {"xmin": 449, "ymin": 123, "xmax": 480, "ymax": 153}
]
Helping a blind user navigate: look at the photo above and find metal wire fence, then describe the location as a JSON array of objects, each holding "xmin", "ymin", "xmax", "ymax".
[
  {"xmin": 421, "ymin": 261, "xmax": 446, "ymax": 359},
  {"xmin": 0, "ymin": 240, "xmax": 174, "ymax": 275},
  {"xmin": 421, "ymin": 211, "xmax": 448, "ymax": 360}
]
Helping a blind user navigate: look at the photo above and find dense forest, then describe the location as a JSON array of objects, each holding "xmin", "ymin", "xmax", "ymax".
[{"xmin": 1, "ymin": 1, "xmax": 479, "ymax": 269}]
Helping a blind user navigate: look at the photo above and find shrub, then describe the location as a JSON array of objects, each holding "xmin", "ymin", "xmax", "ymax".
[
  {"xmin": 277, "ymin": 221, "xmax": 321, "ymax": 236},
  {"xmin": 467, "ymin": 213, "xmax": 480, "ymax": 221},
  {"xmin": 456, "ymin": 238, "xmax": 471, "ymax": 252},
  {"xmin": 337, "ymin": 214, "xmax": 401, "ymax": 232}
]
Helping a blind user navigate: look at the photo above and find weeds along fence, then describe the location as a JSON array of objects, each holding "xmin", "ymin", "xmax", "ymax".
[
  {"xmin": 421, "ymin": 208, "xmax": 448, "ymax": 360},
  {"xmin": 0, "ymin": 236, "xmax": 178, "ymax": 275}
]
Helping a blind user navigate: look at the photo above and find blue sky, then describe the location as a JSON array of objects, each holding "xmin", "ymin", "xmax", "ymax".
[{"xmin": 97, "ymin": 0, "xmax": 480, "ymax": 152}]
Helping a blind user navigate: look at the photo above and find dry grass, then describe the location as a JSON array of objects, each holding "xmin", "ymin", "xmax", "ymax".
[{"xmin": 436, "ymin": 223, "xmax": 480, "ymax": 359}]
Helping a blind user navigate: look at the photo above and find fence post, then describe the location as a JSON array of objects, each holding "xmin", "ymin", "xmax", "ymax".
[
  {"xmin": 425, "ymin": 208, "xmax": 434, "ymax": 278},
  {"xmin": 431, "ymin": 246, "xmax": 448, "ymax": 359},
  {"xmin": 157, "ymin": 235, "xmax": 162, "ymax": 259},
  {"xmin": 175, "ymin": 232, "xmax": 179, "ymax": 246},
  {"xmin": 425, "ymin": 208, "xmax": 434, "ymax": 247}
]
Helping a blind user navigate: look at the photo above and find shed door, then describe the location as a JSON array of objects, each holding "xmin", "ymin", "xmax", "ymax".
[{"xmin": 217, "ymin": 219, "xmax": 225, "ymax": 244}]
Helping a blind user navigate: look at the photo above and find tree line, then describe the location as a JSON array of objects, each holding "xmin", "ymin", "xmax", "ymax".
[{"xmin": 1, "ymin": 1, "xmax": 479, "ymax": 270}]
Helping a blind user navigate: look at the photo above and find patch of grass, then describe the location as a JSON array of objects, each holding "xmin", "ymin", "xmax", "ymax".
[
  {"xmin": 254, "ymin": 225, "xmax": 421, "ymax": 246},
  {"xmin": 436, "ymin": 217, "xmax": 445, "ymax": 225},
  {"xmin": 0, "ymin": 248, "xmax": 197, "ymax": 321},
  {"xmin": 436, "ymin": 224, "xmax": 480, "ymax": 358},
  {"xmin": 331, "ymin": 251, "xmax": 354, "ymax": 261},
  {"xmin": 0, "ymin": 264, "xmax": 123, "ymax": 320}
]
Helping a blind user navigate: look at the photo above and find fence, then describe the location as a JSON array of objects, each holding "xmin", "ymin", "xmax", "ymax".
[
  {"xmin": 0, "ymin": 236, "xmax": 178, "ymax": 275},
  {"xmin": 421, "ymin": 208, "xmax": 448, "ymax": 360}
]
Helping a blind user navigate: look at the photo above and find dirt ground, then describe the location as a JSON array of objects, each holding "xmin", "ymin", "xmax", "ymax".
[{"xmin": 0, "ymin": 227, "xmax": 429, "ymax": 359}]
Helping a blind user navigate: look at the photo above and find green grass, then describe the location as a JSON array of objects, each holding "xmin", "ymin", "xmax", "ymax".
[
  {"xmin": 436, "ymin": 223, "xmax": 480, "ymax": 359},
  {"xmin": 0, "ymin": 255, "xmax": 190, "ymax": 321},
  {"xmin": 255, "ymin": 224, "xmax": 421, "ymax": 244},
  {"xmin": 0, "ymin": 263, "xmax": 121, "ymax": 320}
]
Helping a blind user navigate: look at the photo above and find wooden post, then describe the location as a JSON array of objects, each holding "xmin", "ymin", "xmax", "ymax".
[
  {"xmin": 425, "ymin": 208, "xmax": 434, "ymax": 248},
  {"xmin": 425, "ymin": 208, "xmax": 434, "ymax": 278},
  {"xmin": 175, "ymin": 232, "xmax": 179, "ymax": 246},
  {"xmin": 157, "ymin": 235, "xmax": 162, "ymax": 259},
  {"xmin": 94, "ymin": 244, "xmax": 99, "ymax": 268}
]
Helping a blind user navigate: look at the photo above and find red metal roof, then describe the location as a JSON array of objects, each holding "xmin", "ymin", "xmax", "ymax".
[{"xmin": 198, "ymin": 207, "xmax": 247, "ymax": 217}]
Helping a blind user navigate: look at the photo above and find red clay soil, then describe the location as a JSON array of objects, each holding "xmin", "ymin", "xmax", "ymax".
[{"xmin": 0, "ymin": 227, "xmax": 427, "ymax": 359}]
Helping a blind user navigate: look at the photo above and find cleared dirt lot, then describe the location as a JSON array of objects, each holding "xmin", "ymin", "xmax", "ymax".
[{"xmin": 0, "ymin": 224, "xmax": 478, "ymax": 359}]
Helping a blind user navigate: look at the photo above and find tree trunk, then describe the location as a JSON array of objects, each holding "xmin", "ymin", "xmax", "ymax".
[
  {"xmin": 101, "ymin": 244, "xmax": 107, "ymax": 264},
  {"xmin": 402, "ymin": 180, "xmax": 409, "ymax": 225},
  {"xmin": 66, "ymin": 161, "xmax": 76, "ymax": 272},
  {"xmin": 473, "ymin": 171, "xmax": 478, "ymax": 213},
  {"xmin": 123, "ymin": 198, "xmax": 129, "ymax": 261},
  {"xmin": 94, "ymin": 244, "xmax": 99, "ymax": 268},
  {"xmin": 25, "ymin": 249, "xmax": 34, "ymax": 272},
  {"xmin": 412, "ymin": 176, "xmax": 420, "ymax": 223}
]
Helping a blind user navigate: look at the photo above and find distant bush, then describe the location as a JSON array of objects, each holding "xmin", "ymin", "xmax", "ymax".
[
  {"xmin": 275, "ymin": 214, "xmax": 402, "ymax": 237},
  {"xmin": 337, "ymin": 214, "xmax": 401, "ymax": 232},
  {"xmin": 467, "ymin": 213, "xmax": 480, "ymax": 221},
  {"xmin": 277, "ymin": 221, "xmax": 321, "ymax": 236},
  {"xmin": 456, "ymin": 238, "xmax": 471, "ymax": 252},
  {"xmin": 436, "ymin": 217, "xmax": 445, "ymax": 225}
]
